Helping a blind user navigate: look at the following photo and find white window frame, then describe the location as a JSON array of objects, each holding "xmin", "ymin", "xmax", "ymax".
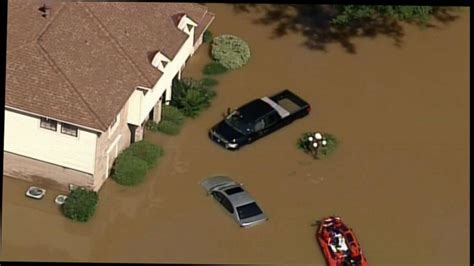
[
  {"xmin": 40, "ymin": 118, "xmax": 58, "ymax": 131},
  {"xmin": 60, "ymin": 123, "xmax": 79, "ymax": 137}
]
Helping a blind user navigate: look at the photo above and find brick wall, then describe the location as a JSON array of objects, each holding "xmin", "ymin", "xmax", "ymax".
[{"xmin": 92, "ymin": 102, "xmax": 132, "ymax": 191}]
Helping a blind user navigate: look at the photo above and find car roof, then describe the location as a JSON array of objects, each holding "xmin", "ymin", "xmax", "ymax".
[
  {"xmin": 201, "ymin": 176, "xmax": 238, "ymax": 192},
  {"xmin": 237, "ymin": 99, "xmax": 275, "ymax": 121},
  {"xmin": 218, "ymin": 185, "xmax": 255, "ymax": 207}
]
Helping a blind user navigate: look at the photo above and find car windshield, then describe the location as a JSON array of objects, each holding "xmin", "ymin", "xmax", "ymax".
[
  {"xmin": 225, "ymin": 111, "xmax": 254, "ymax": 135},
  {"xmin": 236, "ymin": 202, "xmax": 263, "ymax": 220}
]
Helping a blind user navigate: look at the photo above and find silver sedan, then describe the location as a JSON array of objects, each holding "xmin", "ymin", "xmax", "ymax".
[{"xmin": 201, "ymin": 176, "xmax": 268, "ymax": 227}]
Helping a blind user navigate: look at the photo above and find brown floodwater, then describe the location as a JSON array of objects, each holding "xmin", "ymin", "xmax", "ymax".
[{"xmin": 2, "ymin": 4, "xmax": 469, "ymax": 265}]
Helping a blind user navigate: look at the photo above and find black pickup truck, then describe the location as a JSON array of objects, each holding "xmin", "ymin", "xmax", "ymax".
[{"xmin": 209, "ymin": 89, "xmax": 311, "ymax": 150}]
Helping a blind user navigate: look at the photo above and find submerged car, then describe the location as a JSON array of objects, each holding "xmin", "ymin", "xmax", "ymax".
[
  {"xmin": 200, "ymin": 176, "xmax": 268, "ymax": 227},
  {"xmin": 209, "ymin": 89, "xmax": 310, "ymax": 150}
]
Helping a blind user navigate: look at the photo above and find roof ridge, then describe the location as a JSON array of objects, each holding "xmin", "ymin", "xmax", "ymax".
[
  {"xmin": 32, "ymin": 3, "xmax": 107, "ymax": 130},
  {"xmin": 7, "ymin": 40, "xmax": 36, "ymax": 54},
  {"xmin": 82, "ymin": 4, "xmax": 154, "ymax": 86},
  {"xmin": 35, "ymin": 3, "xmax": 65, "ymax": 44},
  {"xmin": 35, "ymin": 42, "xmax": 107, "ymax": 130}
]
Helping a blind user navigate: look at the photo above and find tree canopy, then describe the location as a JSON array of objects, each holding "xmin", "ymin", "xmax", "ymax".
[{"xmin": 332, "ymin": 6, "xmax": 434, "ymax": 26}]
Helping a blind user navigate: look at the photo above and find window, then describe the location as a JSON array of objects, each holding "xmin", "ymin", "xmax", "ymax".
[
  {"xmin": 212, "ymin": 191, "xmax": 234, "ymax": 214},
  {"xmin": 225, "ymin": 187, "xmax": 244, "ymax": 196},
  {"xmin": 236, "ymin": 202, "xmax": 263, "ymax": 220},
  {"xmin": 40, "ymin": 118, "xmax": 57, "ymax": 131},
  {"xmin": 61, "ymin": 123, "xmax": 78, "ymax": 137},
  {"xmin": 254, "ymin": 119, "xmax": 265, "ymax": 131}
]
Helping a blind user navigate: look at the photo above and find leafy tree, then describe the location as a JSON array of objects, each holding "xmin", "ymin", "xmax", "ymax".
[{"xmin": 332, "ymin": 5, "xmax": 434, "ymax": 26}]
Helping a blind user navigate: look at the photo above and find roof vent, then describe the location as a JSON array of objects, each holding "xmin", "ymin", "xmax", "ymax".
[{"xmin": 38, "ymin": 4, "xmax": 51, "ymax": 18}]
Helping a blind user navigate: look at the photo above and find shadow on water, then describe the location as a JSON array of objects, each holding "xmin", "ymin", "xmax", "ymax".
[{"xmin": 232, "ymin": 4, "xmax": 461, "ymax": 53}]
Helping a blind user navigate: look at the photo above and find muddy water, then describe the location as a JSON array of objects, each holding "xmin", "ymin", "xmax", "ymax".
[{"xmin": 2, "ymin": 4, "xmax": 469, "ymax": 265}]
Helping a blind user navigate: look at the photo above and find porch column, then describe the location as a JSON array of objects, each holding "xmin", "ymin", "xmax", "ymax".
[
  {"xmin": 165, "ymin": 86, "xmax": 172, "ymax": 104},
  {"xmin": 135, "ymin": 125, "xmax": 144, "ymax": 142},
  {"xmin": 152, "ymin": 98, "xmax": 163, "ymax": 123}
]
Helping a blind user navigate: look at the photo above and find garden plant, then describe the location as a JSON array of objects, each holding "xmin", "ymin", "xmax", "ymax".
[
  {"xmin": 297, "ymin": 132, "xmax": 338, "ymax": 159},
  {"xmin": 171, "ymin": 78, "xmax": 217, "ymax": 118}
]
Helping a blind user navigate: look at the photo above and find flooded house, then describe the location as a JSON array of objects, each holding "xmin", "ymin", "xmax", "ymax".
[{"xmin": 4, "ymin": 1, "xmax": 214, "ymax": 191}]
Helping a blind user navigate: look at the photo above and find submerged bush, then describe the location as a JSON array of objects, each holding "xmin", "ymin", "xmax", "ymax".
[
  {"xmin": 201, "ymin": 77, "xmax": 219, "ymax": 87},
  {"xmin": 146, "ymin": 105, "xmax": 185, "ymax": 136},
  {"xmin": 203, "ymin": 62, "xmax": 228, "ymax": 75},
  {"xmin": 297, "ymin": 132, "xmax": 338, "ymax": 159},
  {"xmin": 157, "ymin": 120, "xmax": 182, "ymax": 135},
  {"xmin": 62, "ymin": 188, "xmax": 99, "ymax": 222},
  {"xmin": 211, "ymin": 35, "xmax": 251, "ymax": 70},
  {"xmin": 171, "ymin": 78, "xmax": 216, "ymax": 118},
  {"xmin": 161, "ymin": 105, "xmax": 185, "ymax": 126},
  {"xmin": 203, "ymin": 30, "xmax": 213, "ymax": 43},
  {"xmin": 125, "ymin": 140, "xmax": 164, "ymax": 169},
  {"xmin": 112, "ymin": 152, "xmax": 148, "ymax": 186}
]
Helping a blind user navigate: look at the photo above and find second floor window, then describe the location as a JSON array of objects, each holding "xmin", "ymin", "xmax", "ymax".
[
  {"xmin": 40, "ymin": 118, "xmax": 57, "ymax": 131},
  {"xmin": 61, "ymin": 123, "xmax": 78, "ymax": 137}
]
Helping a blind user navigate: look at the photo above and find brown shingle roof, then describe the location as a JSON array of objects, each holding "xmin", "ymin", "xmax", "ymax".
[{"xmin": 6, "ymin": 0, "xmax": 214, "ymax": 131}]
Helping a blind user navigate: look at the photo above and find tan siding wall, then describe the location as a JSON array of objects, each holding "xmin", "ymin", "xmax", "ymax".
[
  {"xmin": 3, "ymin": 151, "xmax": 93, "ymax": 192},
  {"xmin": 92, "ymin": 102, "xmax": 131, "ymax": 191}
]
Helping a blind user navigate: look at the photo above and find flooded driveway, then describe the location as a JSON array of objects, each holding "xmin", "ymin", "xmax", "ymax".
[{"xmin": 2, "ymin": 4, "xmax": 469, "ymax": 265}]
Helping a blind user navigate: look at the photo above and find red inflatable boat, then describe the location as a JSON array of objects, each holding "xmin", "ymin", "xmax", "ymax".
[{"xmin": 315, "ymin": 216, "xmax": 368, "ymax": 266}]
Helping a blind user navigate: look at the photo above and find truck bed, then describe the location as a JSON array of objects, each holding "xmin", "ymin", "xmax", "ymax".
[{"xmin": 270, "ymin": 89, "xmax": 310, "ymax": 115}]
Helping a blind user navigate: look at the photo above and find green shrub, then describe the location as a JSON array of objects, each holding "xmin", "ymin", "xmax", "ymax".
[
  {"xmin": 211, "ymin": 35, "xmax": 251, "ymax": 70},
  {"xmin": 125, "ymin": 140, "xmax": 164, "ymax": 169},
  {"xmin": 203, "ymin": 62, "xmax": 228, "ymax": 75},
  {"xmin": 62, "ymin": 188, "xmax": 99, "ymax": 222},
  {"xmin": 157, "ymin": 120, "xmax": 181, "ymax": 135},
  {"xmin": 161, "ymin": 105, "xmax": 185, "ymax": 125},
  {"xmin": 171, "ymin": 78, "xmax": 216, "ymax": 118},
  {"xmin": 112, "ymin": 152, "xmax": 148, "ymax": 186},
  {"xmin": 203, "ymin": 30, "xmax": 213, "ymax": 43},
  {"xmin": 201, "ymin": 77, "xmax": 219, "ymax": 87},
  {"xmin": 297, "ymin": 132, "xmax": 338, "ymax": 159},
  {"xmin": 145, "ymin": 120, "xmax": 160, "ymax": 131}
]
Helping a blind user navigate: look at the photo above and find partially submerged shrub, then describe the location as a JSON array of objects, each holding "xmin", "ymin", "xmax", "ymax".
[
  {"xmin": 211, "ymin": 35, "xmax": 251, "ymax": 70},
  {"xmin": 125, "ymin": 140, "xmax": 164, "ymax": 169},
  {"xmin": 157, "ymin": 120, "xmax": 181, "ymax": 135},
  {"xmin": 161, "ymin": 105, "xmax": 185, "ymax": 126},
  {"xmin": 203, "ymin": 62, "xmax": 228, "ymax": 75},
  {"xmin": 203, "ymin": 29, "xmax": 213, "ymax": 43},
  {"xmin": 297, "ymin": 132, "xmax": 338, "ymax": 159},
  {"xmin": 112, "ymin": 152, "xmax": 148, "ymax": 186},
  {"xmin": 62, "ymin": 188, "xmax": 98, "ymax": 222},
  {"xmin": 146, "ymin": 106, "xmax": 185, "ymax": 136},
  {"xmin": 145, "ymin": 120, "xmax": 160, "ymax": 131},
  {"xmin": 201, "ymin": 77, "xmax": 219, "ymax": 87},
  {"xmin": 171, "ymin": 78, "xmax": 216, "ymax": 118}
]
